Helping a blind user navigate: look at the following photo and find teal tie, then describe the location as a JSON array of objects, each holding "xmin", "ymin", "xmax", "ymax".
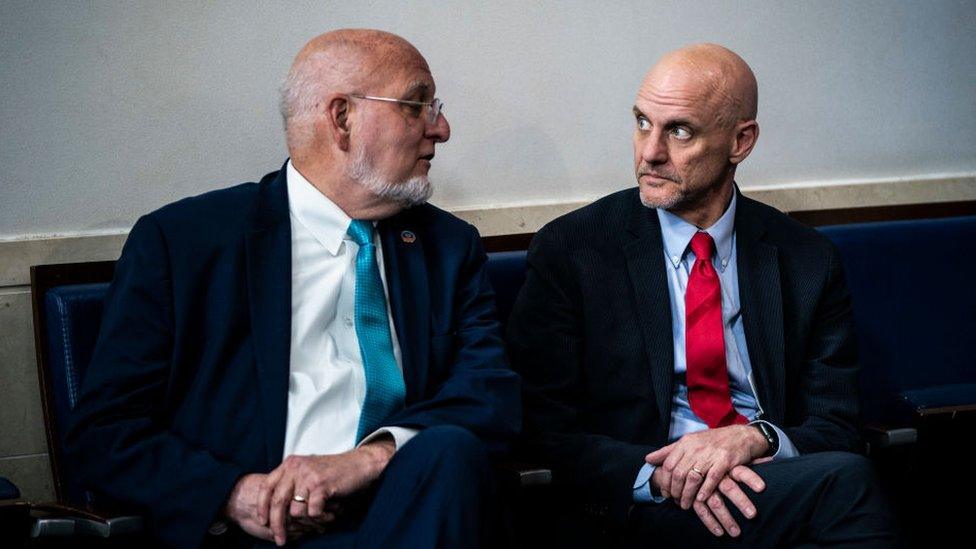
[{"xmin": 347, "ymin": 220, "xmax": 406, "ymax": 442}]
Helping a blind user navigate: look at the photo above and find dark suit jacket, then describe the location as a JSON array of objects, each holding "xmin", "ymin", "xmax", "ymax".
[
  {"xmin": 507, "ymin": 187, "xmax": 859, "ymax": 524},
  {"xmin": 67, "ymin": 164, "xmax": 521, "ymax": 547}
]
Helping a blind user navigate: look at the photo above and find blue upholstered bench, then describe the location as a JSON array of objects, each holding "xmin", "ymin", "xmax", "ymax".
[
  {"xmin": 31, "ymin": 215, "xmax": 976, "ymax": 512},
  {"xmin": 819, "ymin": 216, "xmax": 976, "ymax": 430}
]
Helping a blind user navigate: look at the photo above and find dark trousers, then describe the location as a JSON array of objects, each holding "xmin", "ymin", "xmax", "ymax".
[
  {"xmin": 253, "ymin": 425, "xmax": 499, "ymax": 549},
  {"xmin": 625, "ymin": 452, "xmax": 901, "ymax": 548}
]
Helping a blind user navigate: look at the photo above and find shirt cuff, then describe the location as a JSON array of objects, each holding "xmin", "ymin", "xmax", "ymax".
[
  {"xmin": 358, "ymin": 426, "xmax": 420, "ymax": 451},
  {"xmin": 751, "ymin": 420, "xmax": 800, "ymax": 460},
  {"xmin": 633, "ymin": 463, "xmax": 667, "ymax": 503}
]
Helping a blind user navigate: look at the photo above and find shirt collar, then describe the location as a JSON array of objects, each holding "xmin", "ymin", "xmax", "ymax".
[
  {"xmin": 286, "ymin": 159, "xmax": 352, "ymax": 256},
  {"xmin": 656, "ymin": 191, "xmax": 737, "ymax": 272}
]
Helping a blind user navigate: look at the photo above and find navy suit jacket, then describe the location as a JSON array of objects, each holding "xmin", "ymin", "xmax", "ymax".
[
  {"xmin": 67, "ymin": 164, "xmax": 521, "ymax": 547},
  {"xmin": 507, "ymin": 188, "xmax": 859, "ymax": 524}
]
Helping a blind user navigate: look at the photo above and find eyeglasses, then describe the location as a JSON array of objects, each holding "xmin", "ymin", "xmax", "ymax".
[{"xmin": 349, "ymin": 94, "xmax": 444, "ymax": 124}]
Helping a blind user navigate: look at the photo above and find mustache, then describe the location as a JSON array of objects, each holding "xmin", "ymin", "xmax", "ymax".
[{"xmin": 636, "ymin": 166, "xmax": 682, "ymax": 183}]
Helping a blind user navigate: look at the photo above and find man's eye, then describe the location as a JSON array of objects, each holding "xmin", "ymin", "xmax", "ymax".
[
  {"xmin": 636, "ymin": 116, "xmax": 650, "ymax": 131},
  {"xmin": 671, "ymin": 126, "xmax": 691, "ymax": 139},
  {"xmin": 404, "ymin": 103, "xmax": 424, "ymax": 117}
]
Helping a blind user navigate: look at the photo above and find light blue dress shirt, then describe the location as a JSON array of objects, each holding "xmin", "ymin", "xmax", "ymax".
[{"xmin": 633, "ymin": 194, "xmax": 798, "ymax": 503}]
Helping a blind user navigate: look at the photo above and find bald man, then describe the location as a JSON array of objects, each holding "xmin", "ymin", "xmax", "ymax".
[
  {"xmin": 508, "ymin": 44, "xmax": 899, "ymax": 547},
  {"xmin": 68, "ymin": 29, "xmax": 519, "ymax": 548}
]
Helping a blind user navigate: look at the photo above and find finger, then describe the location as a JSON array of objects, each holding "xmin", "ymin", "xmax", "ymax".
[
  {"xmin": 707, "ymin": 493, "xmax": 741, "ymax": 538},
  {"xmin": 668, "ymin": 459, "xmax": 690, "ymax": 505},
  {"xmin": 307, "ymin": 487, "xmax": 327, "ymax": 518},
  {"xmin": 696, "ymin": 467, "xmax": 723, "ymax": 503},
  {"xmin": 653, "ymin": 465, "xmax": 673, "ymax": 500},
  {"xmin": 257, "ymin": 467, "xmax": 286, "ymax": 525},
  {"xmin": 661, "ymin": 446, "xmax": 685, "ymax": 473},
  {"xmin": 645, "ymin": 444, "xmax": 674, "ymax": 465},
  {"xmin": 269, "ymin": 477, "xmax": 295, "ymax": 546},
  {"xmin": 248, "ymin": 522, "xmax": 275, "ymax": 542},
  {"xmin": 680, "ymin": 468, "xmax": 705, "ymax": 509},
  {"xmin": 316, "ymin": 511, "xmax": 336, "ymax": 525},
  {"xmin": 693, "ymin": 500, "xmax": 725, "ymax": 537},
  {"xmin": 718, "ymin": 476, "xmax": 757, "ymax": 519},
  {"xmin": 730, "ymin": 465, "xmax": 766, "ymax": 493},
  {"xmin": 752, "ymin": 456, "xmax": 773, "ymax": 465},
  {"xmin": 289, "ymin": 496, "xmax": 309, "ymax": 519},
  {"xmin": 663, "ymin": 449, "xmax": 686, "ymax": 500}
]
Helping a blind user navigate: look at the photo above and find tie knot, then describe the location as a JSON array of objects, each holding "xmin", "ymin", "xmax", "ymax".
[
  {"xmin": 347, "ymin": 219, "xmax": 373, "ymax": 246},
  {"xmin": 689, "ymin": 231, "xmax": 715, "ymax": 261}
]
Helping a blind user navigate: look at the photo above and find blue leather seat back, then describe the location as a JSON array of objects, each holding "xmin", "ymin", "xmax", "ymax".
[
  {"xmin": 485, "ymin": 250, "xmax": 528, "ymax": 329},
  {"xmin": 819, "ymin": 216, "xmax": 976, "ymax": 421},
  {"xmin": 43, "ymin": 282, "xmax": 110, "ymax": 505},
  {"xmin": 0, "ymin": 476, "xmax": 20, "ymax": 500}
]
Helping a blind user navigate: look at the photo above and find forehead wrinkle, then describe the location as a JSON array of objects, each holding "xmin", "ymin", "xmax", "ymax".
[{"xmin": 638, "ymin": 68, "xmax": 734, "ymax": 128}]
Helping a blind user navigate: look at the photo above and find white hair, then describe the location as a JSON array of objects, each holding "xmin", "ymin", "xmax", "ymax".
[
  {"xmin": 345, "ymin": 146, "xmax": 432, "ymax": 207},
  {"xmin": 279, "ymin": 50, "xmax": 338, "ymax": 151}
]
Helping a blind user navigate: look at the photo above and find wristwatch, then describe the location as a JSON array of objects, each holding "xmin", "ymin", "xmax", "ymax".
[{"xmin": 751, "ymin": 421, "xmax": 779, "ymax": 457}]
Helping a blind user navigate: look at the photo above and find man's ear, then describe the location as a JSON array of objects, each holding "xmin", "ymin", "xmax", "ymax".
[
  {"xmin": 729, "ymin": 120, "xmax": 759, "ymax": 165},
  {"xmin": 327, "ymin": 95, "xmax": 352, "ymax": 151}
]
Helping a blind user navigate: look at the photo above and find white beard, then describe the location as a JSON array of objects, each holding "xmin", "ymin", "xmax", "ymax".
[{"xmin": 346, "ymin": 146, "xmax": 432, "ymax": 208}]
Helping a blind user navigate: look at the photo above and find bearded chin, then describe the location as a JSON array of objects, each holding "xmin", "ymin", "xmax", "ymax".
[
  {"xmin": 637, "ymin": 181, "xmax": 685, "ymax": 210},
  {"xmin": 346, "ymin": 147, "xmax": 433, "ymax": 208}
]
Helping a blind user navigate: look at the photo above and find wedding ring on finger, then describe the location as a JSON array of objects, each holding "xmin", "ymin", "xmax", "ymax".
[{"xmin": 292, "ymin": 494, "xmax": 308, "ymax": 504}]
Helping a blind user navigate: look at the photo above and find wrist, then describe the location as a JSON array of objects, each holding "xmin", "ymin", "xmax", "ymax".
[
  {"xmin": 748, "ymin": 421, "xmax": 778, "ymax": 458},
  {"xmin": 357, "ymin": 437, "xmax": 396, "ymax": 474}
]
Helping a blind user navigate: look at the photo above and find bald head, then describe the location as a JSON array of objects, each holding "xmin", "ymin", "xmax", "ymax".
[
  {"xmin": 641, "ymin": 43, "xmax": 758, "ymax": 127},
  {"xmin": 280, "ymin": 29, "xmax": 430, "ymax": 152},
  {"xmin": 632, "ymin": 44, "xmax": 761, "ymax": 226}
]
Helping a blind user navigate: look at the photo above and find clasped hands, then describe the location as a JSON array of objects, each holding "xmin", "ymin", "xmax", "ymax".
[
  {"xmin": 645, "ymin": 424, "xmax": 771, "ymax": 538},
  {"xmin": 224, "ymin": 437, "xmax": 396, "ymax": 546}
]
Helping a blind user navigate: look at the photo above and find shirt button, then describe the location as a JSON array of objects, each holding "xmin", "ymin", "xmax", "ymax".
[{"xmin": 344, "ymin": 316, "xmax": 354, "ymax": 328}]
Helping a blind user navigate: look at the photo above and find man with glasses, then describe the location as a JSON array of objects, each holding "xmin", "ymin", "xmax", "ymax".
[
  {"xmin": 508, "ymin": 44, "xmax": 898, "ymax": 546},
  {"xmin": 69, "ymin": 29, "xmax": 519, "ymax": 548}
]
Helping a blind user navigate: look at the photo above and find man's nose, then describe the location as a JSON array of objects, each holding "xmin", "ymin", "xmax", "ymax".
[
  {"xmin": 641, "ymin": 132, "xmax": 668, "ymax": 164},
  {"xmin": 426, "ymin": 112, "xmax": 450, "ymax": 143}
]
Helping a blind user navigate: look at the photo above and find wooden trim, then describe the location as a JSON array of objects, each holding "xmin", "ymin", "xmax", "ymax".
[
  {"xmin": 29, "ymin": 261, "xmax": 117, "ymax": 504},
  {"xmin": 787, "ymin": 200, "xmax": 976, "ymax": 227},
  {"xmin": 480, "ymin": 202, "xmax": 976, "ymax": 251},
  {"xmin": 916, "ymin": 404, "xmax": 976, "ymax": 418}
]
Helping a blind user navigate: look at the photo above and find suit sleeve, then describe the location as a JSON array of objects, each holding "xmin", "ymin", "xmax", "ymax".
[
  {"xmin": 506, "ymin": 226, "xmax": 655, "ymax": 523},
  {"xmin": 386, "ymin": 223, "xmax": 521, "ymax": 454},
  {"xmin": 784, "ymin": 242, "xmax": 862, "ymax": 454},
  {"xmin": 66, "ymin": 215, "xmax": 244, "ymax": 549}
]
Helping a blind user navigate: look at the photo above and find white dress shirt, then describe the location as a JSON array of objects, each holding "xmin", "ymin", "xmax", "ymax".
[{"xmin": 282, "ymin": 160, "xmax": 416, "ymax": 458}]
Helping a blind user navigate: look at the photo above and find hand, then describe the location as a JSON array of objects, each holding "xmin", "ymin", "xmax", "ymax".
[
  {"xmin": 224, "ymin": 473, "xmax": 273, "ymax": 542},
  {"xmin": 652, "ymin": 465, "xmax": 765, "ymax": 537},
  {"xmin": 645, "ymin": 425, "xmax": 768, "ymax": 509},
  {"xmin": 259, "ymin": 437, "xmax": 396, "ymax": 546}
]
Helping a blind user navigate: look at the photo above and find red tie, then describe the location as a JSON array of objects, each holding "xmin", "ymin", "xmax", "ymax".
[{"xmin": 685, "ymin": 232, "xmax": 747, "ymax": 429}]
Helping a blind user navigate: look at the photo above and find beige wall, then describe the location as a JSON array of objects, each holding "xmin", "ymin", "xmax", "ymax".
[
  {"xmin": 3, "ymin": 2, "xmax": 976, "ymax": 241},
  {"xmin": 1, "ymin": 175, "xmax": 974, "ymax": 500}
]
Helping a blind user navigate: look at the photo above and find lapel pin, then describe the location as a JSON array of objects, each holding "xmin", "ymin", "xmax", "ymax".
[{"xmin": 400, "ymin": 230, "xmax": 417, "ymax": 244}]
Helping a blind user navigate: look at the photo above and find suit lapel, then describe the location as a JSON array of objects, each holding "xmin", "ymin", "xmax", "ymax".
[
  {"xmin": 379, "ymin": 214, "xmax": 430, "ymax": 404},
  {"xmin": 245, "ymin": 167, "xmax": 292, "ymax": 469},
  {"xmin": 623, "ymin": 199, "xmax": 675, "ymax": 443},
  {"xmin": 734, "ymin": 194, "xmax": 785, "ymax": 422}
]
